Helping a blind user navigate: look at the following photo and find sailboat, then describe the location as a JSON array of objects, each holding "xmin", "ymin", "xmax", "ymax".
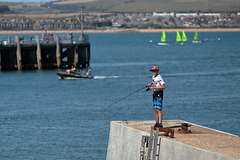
[
  {"xmin": 182, "ymin": 30, "xmax": 188, "ymax": 43},
  {"xmin": 158, "ymin": 30, "xmax": 169, "ymax": 46},
  {"xmin": 192, "ymin": 30, "xmax": 202, "ymax": 43},
  {"xmin": 176, "ymin": 30, "xmax": 183, "ymax": 45}
]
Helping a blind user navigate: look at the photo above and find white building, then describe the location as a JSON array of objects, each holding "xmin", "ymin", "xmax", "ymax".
[
  {"xmin": 175, "ymin": 13, "xmax": 198, "ymax": 18},
  {"xmin": 199, "ymin": 13, "xmax": 220, "ymax": 17},
  {"xmin": 153, "ymin": 12, "xmax": 174, "ymax": 17}
]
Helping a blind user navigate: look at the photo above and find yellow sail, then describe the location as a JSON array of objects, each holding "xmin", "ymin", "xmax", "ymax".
[
  {"xmin": 176, "ymin": 30, "xmax": 182, "ymax": 42},
  {"xmin": 182, "ymin": 30, "xmax": 188, "ymax": 42}
]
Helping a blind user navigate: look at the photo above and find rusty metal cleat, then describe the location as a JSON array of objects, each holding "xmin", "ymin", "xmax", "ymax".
[{"xmin": 154, "ymin": 126, "xmax": 174, "ymax": 138}]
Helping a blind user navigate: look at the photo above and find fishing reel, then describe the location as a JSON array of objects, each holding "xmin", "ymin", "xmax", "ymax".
[
  {"xmin": 146, "ymin": 83, "xmax": 153, "ymax": 91},
  {"xmin": 146, "ymin": 86, "xmax": 151, "ymax": 92}
]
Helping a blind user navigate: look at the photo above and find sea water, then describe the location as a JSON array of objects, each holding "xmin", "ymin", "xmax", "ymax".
[{"xmin": 0, "ymin": 32, "xmax": 240, "ymax": 159}]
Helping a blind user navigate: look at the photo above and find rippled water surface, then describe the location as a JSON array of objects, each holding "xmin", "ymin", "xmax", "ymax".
[{"xmin": 0, "ymin": 32, "xmax": 240, "ymax": 159}]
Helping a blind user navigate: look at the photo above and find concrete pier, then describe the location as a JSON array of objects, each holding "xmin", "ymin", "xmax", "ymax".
[
  {"xmin": 0, "ymin": 35, "xmax": 90, "ymax": 71},
  {"xmin": 107, "ymin": 120, "xmax": 240, "ymax": 160}
]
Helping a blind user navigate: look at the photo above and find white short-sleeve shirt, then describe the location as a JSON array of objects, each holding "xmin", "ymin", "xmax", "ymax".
[{"xmin": 152, "ymin": 74, "xmax": 165, "ymax": 91}]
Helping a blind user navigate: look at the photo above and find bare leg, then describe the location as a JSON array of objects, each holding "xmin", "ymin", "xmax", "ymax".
[
  {"xmin": 154, "ymin": 109, "xmax": 159, "ymax": 123},
  {"xmin": 158, "ymin": 110, "xmax": 162, "ymax": 124}
]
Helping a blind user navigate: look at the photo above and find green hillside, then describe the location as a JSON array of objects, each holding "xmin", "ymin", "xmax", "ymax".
[
  {"xmin": 1, "ymin": 0, "xmax": 240, "ymax": 14},
  {"xmin": 51, "ymin": 0, "xmax": 240, "ymax": 12}
]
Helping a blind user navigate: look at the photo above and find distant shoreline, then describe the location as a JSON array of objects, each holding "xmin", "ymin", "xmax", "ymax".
[{"xmin": 0, "ymin": 28, "xmax": 240, "ymax": 34}]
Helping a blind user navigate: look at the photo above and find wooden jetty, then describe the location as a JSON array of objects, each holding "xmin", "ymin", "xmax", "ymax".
[{"xmin": 0, "ymin": 35, "xmax": 90, "ymax": 71}]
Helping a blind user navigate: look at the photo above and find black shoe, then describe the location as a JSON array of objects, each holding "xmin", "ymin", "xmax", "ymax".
[{"xmin": 158, "ymin": 123, "xmax": 163, "ymax": 127}]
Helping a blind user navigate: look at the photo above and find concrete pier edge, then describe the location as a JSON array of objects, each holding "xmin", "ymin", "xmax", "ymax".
[
  {"xmin": 184, "ymin": 120, "xmax": 239, "ymax": 138},
  {"xmin": 106, "ymin": 120, "xmax": 239, "ymax": 160}
]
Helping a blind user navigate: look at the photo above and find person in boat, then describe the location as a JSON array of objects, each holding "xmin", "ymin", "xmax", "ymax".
[
  {"xmin": 148, "ymin": 66, "xmax": 165, "ymax": 128},
  {"xmin": 71, "ymin": 66, "xmax": 76, "ymax": 74},
  {"xmin": 66, "ymin": 69, "xmax": 71, "ymax": 74},
  {"xmin": 65, "ymin": 66, "xmax": 75, "ymax": 74}
]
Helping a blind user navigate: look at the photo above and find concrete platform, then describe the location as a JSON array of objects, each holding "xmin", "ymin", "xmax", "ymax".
[{"xmin": 107, "ymin": 120, "xmax": 240, "ymax": 160}]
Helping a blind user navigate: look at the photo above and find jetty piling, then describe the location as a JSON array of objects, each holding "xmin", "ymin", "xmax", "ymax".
[
  {"xmin": 56, "ymin": 35, "xmax": 61, "ymax": 68},
  {"xmin": 16, "ymin": 36, "xmax": 22, "ymax": 70},
  {"xmin": 36, "ymin": 35, "xmax": 42, "ymax": 70},
  {"xmin": 0, "ymin": 34, "xmax": 90, "ymax": 71},
  {"xmin": 8, "ymin": 35, "xmax": 11, "ymax": 43},
  {"xmin": 74, "ymin": 45, "xmax": 78, "ymax": 67},
  {"xmin": 0, "ymin": 49, "xmax": 2, "ymax": 71}
]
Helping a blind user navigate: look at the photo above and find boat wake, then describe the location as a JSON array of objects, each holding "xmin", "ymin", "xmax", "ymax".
[
  {"xmin": 93, "ymin": 70, "xmax": 240, "ymax": 79},
  {"xmin": 94, "ymin": 76, "xmax": 121, "ymax": 79},
  {"xmin": 59, "ymin": 69, "xmax": 240, "ymax": 80},
  {"xmin": 164, "ymin": 69, "xmax": 240, "ymax": 77},
  {"xmin": 93, "ymin": 75, "xmax": 151, "ymax": 79}
]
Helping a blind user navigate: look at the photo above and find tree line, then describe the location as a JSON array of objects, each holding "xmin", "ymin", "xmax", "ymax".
[{"xmin": 0, "ymin": 5, "xmax": 10, "ymax": 13}]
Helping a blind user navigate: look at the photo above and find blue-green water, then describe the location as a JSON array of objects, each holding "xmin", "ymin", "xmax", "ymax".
[{"xmin": 0, "ymin": 32, "xmax": 240, "ymax": 159}]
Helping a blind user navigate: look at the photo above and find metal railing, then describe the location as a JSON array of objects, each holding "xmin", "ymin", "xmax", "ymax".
[{"xmin": 0, "ymin": 34, "xmax": 89, "ymax": 45}]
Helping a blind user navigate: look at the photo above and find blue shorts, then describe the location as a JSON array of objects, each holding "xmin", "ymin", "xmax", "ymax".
[{"xmin": 153, "ymin": 98, "xmax": 163, "ymax": 110}]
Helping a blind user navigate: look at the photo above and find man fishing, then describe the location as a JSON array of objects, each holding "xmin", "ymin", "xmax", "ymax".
[{"xmin": 148, "ymin": 66, "xmax": 165, "ymax": 127}]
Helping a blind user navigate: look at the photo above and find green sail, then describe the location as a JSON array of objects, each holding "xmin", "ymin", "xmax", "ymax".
[
  {"xmin": 161, "ymin": 30, "xmax": 166, "ymax": 42},
  {"xmin": 194, "ymin": 30, "xmax": 198, "ymax": 40},
  {"xmin": 176, "ymin": 30, "xmax": 182, "ymax": 42},
  {"xmin": 182, "ymin": 30, "xmax": 188, "ymax": 42}
]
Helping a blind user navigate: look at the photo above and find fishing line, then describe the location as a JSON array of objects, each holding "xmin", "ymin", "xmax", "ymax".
[{"xmin": 107, "ymin": 85, "xmax": 150, "ymax": 107}]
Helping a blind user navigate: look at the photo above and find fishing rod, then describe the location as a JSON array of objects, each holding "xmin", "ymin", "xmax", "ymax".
[{"xmin": 108, "ymin": 85, "xmax": 151, "ymax": 107}]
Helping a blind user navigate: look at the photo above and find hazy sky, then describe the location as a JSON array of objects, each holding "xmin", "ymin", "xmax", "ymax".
[{"xmin": 0, "ymin": 0, "xmax": 55, "ymax": 2}]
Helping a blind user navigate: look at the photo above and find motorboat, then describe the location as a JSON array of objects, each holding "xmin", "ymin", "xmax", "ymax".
[
  {"xmin": 57, "ymin": 72, "xmax": 93, "ymax": 79},
  {"xmin": 57, "ymin": 68, "xmax": 93, "ymax": 79}
]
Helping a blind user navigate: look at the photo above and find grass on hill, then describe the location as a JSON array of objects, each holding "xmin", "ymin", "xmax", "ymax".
[
  {"xmin": 50, "ymin": 0, "xmax": 240, "ymax": 12},
  {"xmin": 0, "ymin": 0, "xmax": 239, "ymax": 15}
]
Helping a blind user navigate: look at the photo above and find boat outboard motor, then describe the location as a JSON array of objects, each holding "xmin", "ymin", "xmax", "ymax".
[
  {"xmin": 79, "ymin": 70, "xmax": 82, "ymax": 75},
  {"xmin": 81, "ymin": 69, "xmax": 85, "ymax": 75},
  {"xmin": 86, "ymin": 67, "xmax": 91, "ymax": 76}
]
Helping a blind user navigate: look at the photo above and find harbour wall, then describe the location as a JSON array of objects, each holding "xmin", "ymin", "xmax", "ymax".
[
  {"xmin": 106, "ymin": 121, "xmax": 237, "ymax": 160},
  {"xmin": 107, "ymin": 121, "xmax": 148, "ymax": 160},
  {"xmin": 0, "ymin": 35, "xmax": 90, "ymax": 71}
]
